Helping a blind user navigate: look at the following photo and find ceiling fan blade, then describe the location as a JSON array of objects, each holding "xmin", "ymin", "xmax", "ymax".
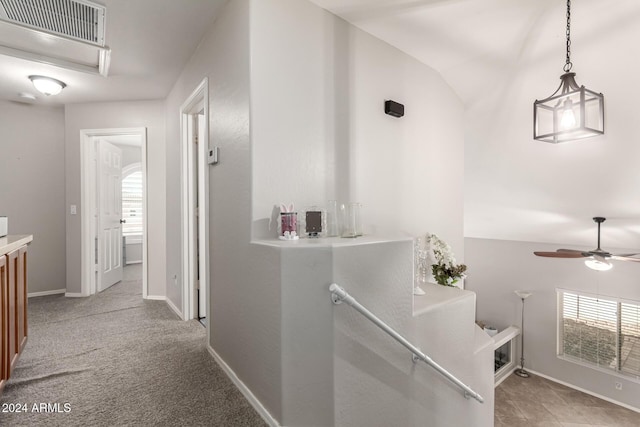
[
  {"xmin": 612, "ymin": 253, "xmax": 640, "ymax": 258},
  {"xmin": 534, "ymin": 251, "xmax": 587, "ymax": 258},
  {"xmin": 611, "ymin": 256, "xmax": 640, "ymax": 263},
  {"xmin": 557, "ymin": 249, "xmax": 588, "ymax": 254}
]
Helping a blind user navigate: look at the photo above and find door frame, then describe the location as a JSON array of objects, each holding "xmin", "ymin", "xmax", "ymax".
[
  {"xmin": 180, "ymin": 78, "xmax": 210, "ymax": 321},
  {"xmin": 80, "ymin": 127, "xmax": 148, "ymax": 297}
]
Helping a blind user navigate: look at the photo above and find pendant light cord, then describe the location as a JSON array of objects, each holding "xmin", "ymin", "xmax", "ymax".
[{"xmin": 564, "ymin": 0, "xmax": 572, "ymax": 72}]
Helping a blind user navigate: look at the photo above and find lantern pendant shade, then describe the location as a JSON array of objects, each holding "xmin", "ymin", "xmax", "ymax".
[{"xmin": 534, "ymin": 72, "xmax": 604, "ymax": 144}]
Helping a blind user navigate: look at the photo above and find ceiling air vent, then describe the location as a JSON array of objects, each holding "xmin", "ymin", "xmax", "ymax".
[{"xmin": 0, "ymin": 0, "xmax": 105, "ymax": 46}]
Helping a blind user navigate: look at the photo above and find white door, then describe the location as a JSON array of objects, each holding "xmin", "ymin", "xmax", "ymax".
[{"xmin": 98, "ymin": 140, "xmax": 123, "ymax": 291}]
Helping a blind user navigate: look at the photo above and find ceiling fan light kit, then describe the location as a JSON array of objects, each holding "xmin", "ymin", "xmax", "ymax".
[
  {"xmin": 534, "ymin": 217, "xmax": 640, "ymax": 270},
  {"xmin": 584, "ymin": 257, "xmax": 612, "ymax": 271},
  {"xmin": 533, "ymin": 0, "xmax": 604, "ymax": 144}
]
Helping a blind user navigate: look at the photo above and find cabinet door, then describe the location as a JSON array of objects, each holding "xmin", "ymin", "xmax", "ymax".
[
  {"xmin": 0, "ymin": 255, "xmax": 7, "ymax": 392},
  {"xmin": 6, "ymin": 250, "xmax": 17, "ymax": 375},
  {"xmin": 17, "ymin": 246, "xmax": 27, "ymax": 352}
]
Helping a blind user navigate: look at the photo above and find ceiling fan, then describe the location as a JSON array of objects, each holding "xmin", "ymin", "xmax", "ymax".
[{"xmin": 534, "ymin": 217, "xmax": 640, "ymax": 271}]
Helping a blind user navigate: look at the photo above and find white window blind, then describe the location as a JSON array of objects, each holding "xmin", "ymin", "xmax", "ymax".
[
  {"xmin": 559, "ymin": 290, "xmax": 640, "ymax": 380},
  {"xmin": 121, "ymin": 171, "xmax": 143, "ymax": 237},
  {"xmin": 621, "ymin": 303, "xmax": 640, "ymax": 377}
]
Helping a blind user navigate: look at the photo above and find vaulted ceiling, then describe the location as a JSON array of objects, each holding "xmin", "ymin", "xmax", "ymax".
[{"xmin": 310, "ymin": 0, "xmax": 640, "ymax": 250}]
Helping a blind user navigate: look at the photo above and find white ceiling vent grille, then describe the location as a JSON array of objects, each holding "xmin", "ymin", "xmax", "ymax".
[{"xmin": 0, "ymin": 0, "xmax": 105, "ymax": 46}]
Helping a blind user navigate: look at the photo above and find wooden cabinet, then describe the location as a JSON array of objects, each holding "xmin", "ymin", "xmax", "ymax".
[
  {"xmin": 0, "ymin": 255, "xmax": 7, "ymax": 394},
  {"xmin": 0, "ymin": 244, "xmax": 28, "ymax": 395}
]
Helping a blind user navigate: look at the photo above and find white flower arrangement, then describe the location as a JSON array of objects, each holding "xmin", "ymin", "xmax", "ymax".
[{"xmin": 424, "ymin": 233, "xmax": 467, "ymax": 287}]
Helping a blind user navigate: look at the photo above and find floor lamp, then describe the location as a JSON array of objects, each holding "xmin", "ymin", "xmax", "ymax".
[{"xmin": 514, "ymin": 290, "xmax": 533, "ymax": 378}]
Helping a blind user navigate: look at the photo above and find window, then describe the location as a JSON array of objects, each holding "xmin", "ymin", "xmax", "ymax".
[
  {"xmin": 558, "ymin": 290, "xmax": 640, "ymax": 380},
  {"xmin": 121, "ymin": 168, "xmax": 143, "ymax": 237}
]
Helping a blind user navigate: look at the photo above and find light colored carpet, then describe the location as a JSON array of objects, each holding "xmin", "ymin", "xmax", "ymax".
[{"xmin": 0, "ymin": 267, "xmax": 267, "ymax": 427}]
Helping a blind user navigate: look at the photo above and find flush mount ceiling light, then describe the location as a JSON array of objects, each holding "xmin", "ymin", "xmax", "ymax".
[
  {"xmin": 533, "ymin": 0, "xmax": 604, "ymax": 144},
  {"xmin": 28, "ymin": 75, "xmax": 66, "ymax": 96}
]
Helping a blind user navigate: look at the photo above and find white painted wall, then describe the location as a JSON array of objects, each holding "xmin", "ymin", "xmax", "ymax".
[
  {"xmin": 64, "ymin": 101, "xmax": 166, "ymax": 297},
  {"xmin": 465, "ymin": 237, "xmax": 640, "ymax": 410},
  {"xmin": 163, "ymin": 0, "xmax": 253, "ymax": 314},
  {"xmin": 248, "ymin": 0, "xmax": 469, "ymax": 423},
  {"xmin": 251, "ymin": 236, "xmax": 493, "ymax": 426},
  {"xmin": 163, "ymin": 0, "xmax": 282, "ymax": 416},
  {"xmin": 161, "ymin": 0, "xmax": 470, "ymax": 423},
  {"xmin": 124, "ymin": 240, "xmax": 142, "ymax": 265},
  {"xmin": 250, "ymin": 0, "xmax": 336, "ymax": 238},
  {"xmin": 0, "ymin": 101, "xmax": 66, "ymax": 294},
  {"xmin": 332, "ymin": 239, "xmax": 493, "ymax": 427},
  {"xmin": 348, "ymin": 27, "xmax": 465, "ymax": 255},
  {"xmin": 462, "ymin": 2, "xmax": 640, "ymax": 250},
  {"xmin": 250, "ymin": 0, "xmax": 465, "ymax": 259}
]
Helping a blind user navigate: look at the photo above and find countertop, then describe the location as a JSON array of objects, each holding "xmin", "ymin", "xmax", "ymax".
[{"xmin": 0, "ymin": 235, "xmax": 33, "ymax": 257}]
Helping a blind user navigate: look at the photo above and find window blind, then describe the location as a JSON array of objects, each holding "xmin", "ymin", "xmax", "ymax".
[
  {"xmin": 559, "ymin": 291, "xmax": 640, "ymax": 380},
  {"xmin": 620, "ymin": 303, "xmax": 640, "ymax": 377},
  {"xmin": 121, "ymin": 171, "xmax": 143, "ymax": 237}
]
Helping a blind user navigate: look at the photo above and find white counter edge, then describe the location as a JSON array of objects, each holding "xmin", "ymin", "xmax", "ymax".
[
  {"xmin": 251, "ymin": 234, "xmax": 413, "ymax": 248},
  {"xmin": 0, "ymin": 234, "xmax": 33, "ymax": 257}
]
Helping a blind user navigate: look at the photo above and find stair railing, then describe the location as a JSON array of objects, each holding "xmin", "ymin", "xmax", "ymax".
[{"xmin": 329, "ymin": 283, "xmax": 484, "ymax": 403}]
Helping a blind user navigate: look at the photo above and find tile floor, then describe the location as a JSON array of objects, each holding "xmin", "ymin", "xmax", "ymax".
[{"xmin": 495, "ymin": 373, "xmax": 640, "ymax": 426}]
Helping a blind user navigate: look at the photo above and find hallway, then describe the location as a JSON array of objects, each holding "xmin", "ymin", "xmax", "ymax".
[{"xmin": 0, "ymin": 270, "xmax": 266, "ymax": 426}]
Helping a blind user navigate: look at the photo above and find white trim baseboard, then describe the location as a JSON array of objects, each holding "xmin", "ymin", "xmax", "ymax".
[
  {"xmin": 494, "ymin": 367, "xmax": 516, "ymax": 388},
  {"xmin": 527, "ymin": 369, "xmax": 640, "ymax": 413},
  {"xmin": 145, "ymin": 295, "xmax": 183, "ymax": 320},
  {"xmin": 64, "ymin": 292, "xmax": 86, "ymax": 298},
  {"xmin": 164, "ymin": 297, "xmax": 183, "ymax": 320},
  {"xmin": 28, "ymin": 289, "xmax": 66, "ymax": 298},
  {"xmin": 206, "ymin": 345, "xmax": 280, "ymax": 427}
]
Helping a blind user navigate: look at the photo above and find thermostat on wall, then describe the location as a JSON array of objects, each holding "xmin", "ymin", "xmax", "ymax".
[{"xmin": 208, "ymin": 147, "xmax": 219, "ymax": 165}]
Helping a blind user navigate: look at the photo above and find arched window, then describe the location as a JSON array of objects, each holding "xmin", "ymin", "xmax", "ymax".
[{"xmin": 122, "ymin": 164, "xmax": 143, "ymax": 237}]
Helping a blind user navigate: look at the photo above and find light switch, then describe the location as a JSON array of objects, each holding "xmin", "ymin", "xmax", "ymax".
[{"xmin": 70, "ymin": 205, "xmax": 77, "ymax": 215}]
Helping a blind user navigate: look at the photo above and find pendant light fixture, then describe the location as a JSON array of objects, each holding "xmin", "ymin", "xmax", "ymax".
[{"xmin": 533, "ymin": 0, "xmax": 604, "ymax": 144}]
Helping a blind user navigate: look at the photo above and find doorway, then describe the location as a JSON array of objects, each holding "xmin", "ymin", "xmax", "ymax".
[
  {"xmin": 181, "ymin": 78, "xmax": 210, "ymax": 322},
  {"xmin": 80, "ymin": 128, "xmax": 148, "ymax": 297}
]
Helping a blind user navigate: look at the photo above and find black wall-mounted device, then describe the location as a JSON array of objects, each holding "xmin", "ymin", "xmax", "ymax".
[{"xmin": 384, "ymin": 100, "xmax": 404, "ymax": 118}]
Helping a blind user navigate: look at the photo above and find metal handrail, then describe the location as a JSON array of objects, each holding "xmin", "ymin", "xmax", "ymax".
[{"xmin": 329, "ymin": 283, "xmax": 484, "ymax": 403}]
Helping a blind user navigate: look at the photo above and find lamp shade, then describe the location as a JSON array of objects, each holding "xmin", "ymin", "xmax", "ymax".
[
  {"xmin": 514, "ymin": 290, "xmax": 532, "ymax": 299},
  {"xmin": 29, "ymin": 75, "xmax": 66, "ymax": 96}
]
